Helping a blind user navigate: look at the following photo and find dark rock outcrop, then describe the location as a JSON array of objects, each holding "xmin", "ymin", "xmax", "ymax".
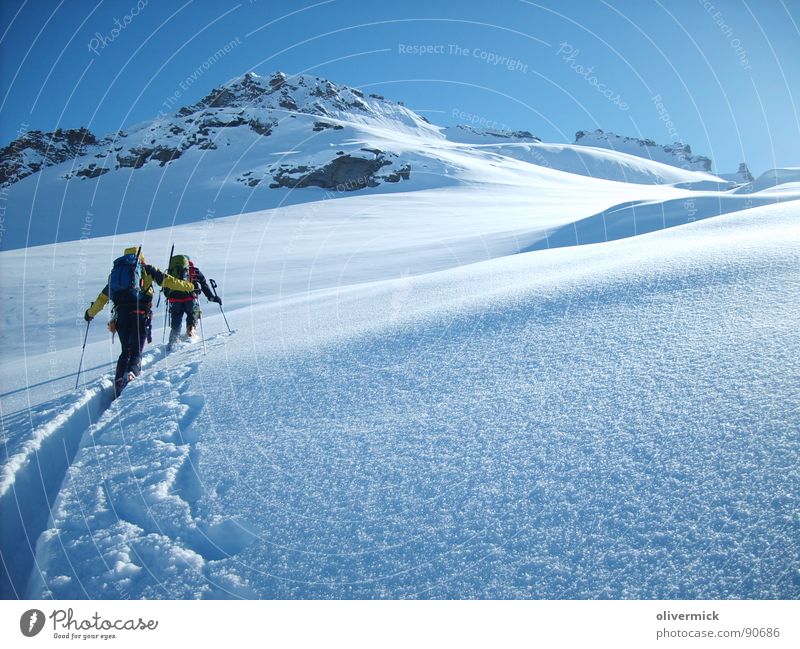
[
  {"xmin": 313, "ymin": 121, "xmax": 344, "ymax": 132},
  {"xmin": 0, "ymin": 127, "xmax": 98, "ymax": 186},
  {"xmin": 384, "ymin": 164, "xmax": 411, "ymax": 183},
  {"xmin": 270, "ymin": 155, "xmax": 392, "ymax": 191},
  {"xmin": 736, "ymin": 162, "xmax": 754, "ymax": 182},
  {"xmin": 116, "ymin": 145, "xmax": 182, "ymax": 169}
]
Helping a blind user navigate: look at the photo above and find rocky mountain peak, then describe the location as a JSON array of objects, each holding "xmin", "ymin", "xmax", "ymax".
[
  {"xmin": 736, "ymin": 162, "xmax": 754, "ymax": 182},
  {"xmin": 0, "ymin": 127, "xmax": 98, "ymax": 186},
  {"xmin": 574, "ymin": 129, "xmax": 713, "ymax": 173},
  {"xmin": 176, "ymin": 71, "xmax": 376, "ymax": 119}
]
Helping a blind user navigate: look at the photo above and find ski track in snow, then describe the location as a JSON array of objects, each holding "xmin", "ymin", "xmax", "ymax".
[
  {"xmin": 24, "ymin": 332, "xmax": 256, "ymax": 599},
  {"xmin": 0, "ymin": 345, "xmax": 177, "ymax": 597},
  {"xmin": 0, "ymin": 338, "xmax": 227, "ymax": 597}
]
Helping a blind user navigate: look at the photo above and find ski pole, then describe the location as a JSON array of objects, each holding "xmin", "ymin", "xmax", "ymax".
[
  {"xmin": 198, "ymin": 313, "xmax": 207, "ymax": 355},
  {"xmin": 156, "ymin": 243, "xmax": 174, "ymax": 309},
  {"xmin": 162, "ymin": 302, "xmax": 169, "ymax": 344},
  {"xmin": 208, "ymin": 278, "xmax": 232, "ymax": 333},
  {"xmin": 75, "ymin": 320, "xmax": 91, "ymax": 389}
]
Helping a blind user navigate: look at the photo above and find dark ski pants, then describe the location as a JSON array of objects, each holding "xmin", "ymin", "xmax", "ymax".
[
  {"xmin": 114, "ymin": 308, "xmax": 150, "ymax": 387},
  {"xmin": 169, "ymin": 300, "xmax": 200, "ymax": 338}
]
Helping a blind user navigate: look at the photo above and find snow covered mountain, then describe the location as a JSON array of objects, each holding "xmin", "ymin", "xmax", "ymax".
[
  {"xmin": 574, "ymin": 128, "xmax": 713, "ymax": 172},
  {"xmin": 0, "ymin": 71, "xmax": 733, "ymax": 250}
]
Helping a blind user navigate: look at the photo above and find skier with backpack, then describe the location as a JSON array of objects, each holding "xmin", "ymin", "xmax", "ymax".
[
  {"xmin": 83, "ymin": 246, "xmax": 195, "ymax": 396},
  {"xmin": 162, "ymin": 254, "xmax": 221, "ymax": 351}
]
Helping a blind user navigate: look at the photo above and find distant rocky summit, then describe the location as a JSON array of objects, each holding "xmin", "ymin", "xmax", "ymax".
[
  {"xmin": 0, "ymin": 72, "xmax": 420, "ymax": 192},
  {"xmin": 0, "ymin": 127, "xmax": 98, "ymax": 186},
  {"xmin": 718, "ymin": 162, "xmax": 754, "ymax": 184},
  {"xmin": 574, "ymin": 129, "xmax": 713, "ymax": 173}
]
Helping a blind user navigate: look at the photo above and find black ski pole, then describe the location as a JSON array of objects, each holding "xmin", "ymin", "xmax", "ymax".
[
  {"xmin": 156, "ymin": 243, "xmax": 174, "ymax": 309},
  {"xmin": 162, "ymin": 301, "xmax": 169, "ymax": 344},
  {"xmin": 198, "ymin": 313, "xmax": 207, "ymax": 355},
  {"xmin": 75, "ymin": 320, "xmax": 91, "ymax": 389},
  {"xmin": 208, "ymin": 278, "xmax": 232, "ymax": 333}
]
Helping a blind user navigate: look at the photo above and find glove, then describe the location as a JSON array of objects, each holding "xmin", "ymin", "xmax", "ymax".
[
  {"xmin": 212, "ymin": 296, "xmax": 222, "ymax": 305},
  {"xmin": 84, "ymin": 309, "xmax": 93, "ymax": 322}
]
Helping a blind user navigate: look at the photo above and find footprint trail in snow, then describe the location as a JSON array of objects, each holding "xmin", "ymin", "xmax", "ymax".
[{"xmin": 25, "ymin": 332, "xmax": 254, "ymax": 599}]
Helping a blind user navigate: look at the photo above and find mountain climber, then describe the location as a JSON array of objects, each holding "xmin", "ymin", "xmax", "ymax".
[
  {"xmin": 162, "ymin": 254, "xmax": 221, "ymax": 350},
  {"xmin": 84, "ymin": 246, "xmax": 195, "ymax": 396}
]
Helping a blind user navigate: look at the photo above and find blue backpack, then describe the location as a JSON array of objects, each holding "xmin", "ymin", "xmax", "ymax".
[{"xmin": 108, "ymin": 253, "xmax": 146, "ymax": 304}]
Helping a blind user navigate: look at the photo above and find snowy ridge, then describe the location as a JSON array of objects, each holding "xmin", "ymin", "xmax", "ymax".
[
  {"xmin": 455, "ymin": 141, "xmax": 725, "ymax": 185},
  {"xmin": 574, "ymin": 129, "xmax": 713, "ymax": 172},
  {"xmin": 521, "ymin": 191, "xmax": 799, "ymax": 251},
  {"xmin": 441, "ymin": 124, "xmax": 541, "ymax": 143}
]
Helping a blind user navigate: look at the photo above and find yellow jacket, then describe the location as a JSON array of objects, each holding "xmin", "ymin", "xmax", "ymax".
[{"xmin": 87, "ymin": 247, "xmax": 195, "ymax": 318}]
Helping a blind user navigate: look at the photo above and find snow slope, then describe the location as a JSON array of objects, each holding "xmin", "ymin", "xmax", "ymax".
[
  {"xmin": 25, "ymin": 204, "xmax": 800, "ymax": 598},
  {"xmin": 460, "ymin": 141, "xmax": 725, "ymax": 185},
  {"xmin": 1, "ymin": 194, "xmax": 797, "ymax": 598}
]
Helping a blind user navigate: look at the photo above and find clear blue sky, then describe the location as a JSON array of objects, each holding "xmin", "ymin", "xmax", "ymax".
[{"xmin": 1, "ymin": 0, "xmax": 798, "ymax": 174}]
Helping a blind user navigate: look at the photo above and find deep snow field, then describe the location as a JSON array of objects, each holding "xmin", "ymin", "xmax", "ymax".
[{"xmin": 1, "ymin": 103, "xmax": 799, "ymax": 598}]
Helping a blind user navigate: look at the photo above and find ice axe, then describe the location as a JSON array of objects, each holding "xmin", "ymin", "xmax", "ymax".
[{"xmin": 208, "ymin": 278, "xmax": 231, "ymax": 333}]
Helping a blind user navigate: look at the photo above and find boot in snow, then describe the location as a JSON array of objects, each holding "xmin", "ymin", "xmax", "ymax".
[{"xmin": 114, "ymin": 371, "xmax": 137, "ymax": 397}]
